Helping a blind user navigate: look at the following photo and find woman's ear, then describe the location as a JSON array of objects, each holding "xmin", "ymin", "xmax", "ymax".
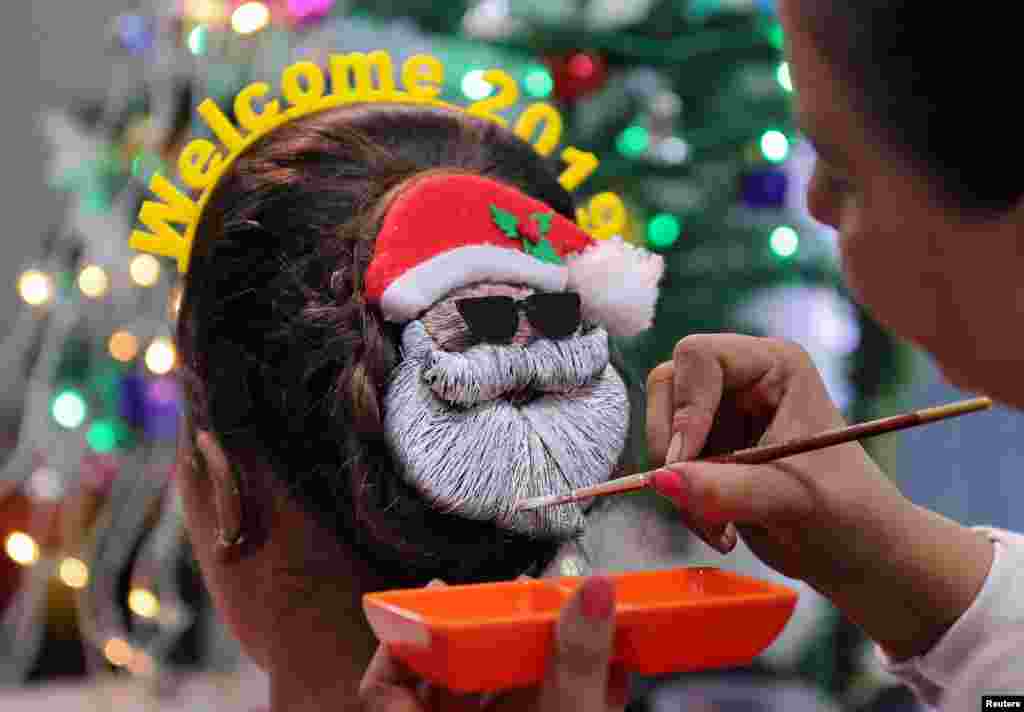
[
  {"xmin": 194, "ymin": 431, "xmax": 246, "ymax": 557},
  {"xmin": 178, "ymin": 428, "xmax": 247, "ymax": 563}
]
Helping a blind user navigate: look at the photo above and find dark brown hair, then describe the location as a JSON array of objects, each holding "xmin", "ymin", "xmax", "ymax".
[
  {"xmin": 175, "ymin": 102, "xmax": 643, "ymax": 587},
  {"xmin": 795, "ymin": 1, "xmax": 1024, "ymax": 215}
]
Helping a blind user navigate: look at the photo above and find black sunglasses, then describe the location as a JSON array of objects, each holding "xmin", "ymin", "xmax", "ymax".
[{"xmin": 455, "ymin": 292, "xmax": 582, "ymax": 343}]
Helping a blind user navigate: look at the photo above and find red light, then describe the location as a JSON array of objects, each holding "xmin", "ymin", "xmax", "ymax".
[{"xmin": 567, "ymin": 53, "xmax": 597, "ymax": 80}]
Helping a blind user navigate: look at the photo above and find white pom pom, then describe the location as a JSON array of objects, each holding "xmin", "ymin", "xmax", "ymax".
[{"xmin": 566, "ymin": 237, "xmax": 665, "ymax": 338}]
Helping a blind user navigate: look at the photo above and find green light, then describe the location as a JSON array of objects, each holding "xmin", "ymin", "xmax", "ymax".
[
  {"xmin": 87, "ymin": 420, "xmax": 118, "ymax": 453},
  {"xmin": 767, "ymin": 22, "xmax": 785, "ymax": 50},
  {"xmin": 523, "ymin": 65, "xmax": 553, "ymax": 99},
  {"xmin": 770, "ymin": 226, "xmax": 800, "ymax": 258},
  {"xmin": 616, "ymin": 125, "xmax": 650, "ymax": 157},
  {"xmin": 647, "ymin": 214, "xmax": 681, "ymax": 249},
  {"xmin": 777, "ymin": 62, "xmax": 792, "ymax": 92},
  {"xmin": 760, "ymin": 130, "xmax": 790, "ymax": 163},
  {"xmin": 52, "ymin": 390, "xmax": 87, "ymax": 429},
  {"xmin": 188, "ymin": 25, "xmax": 209, "ymax": 56}
]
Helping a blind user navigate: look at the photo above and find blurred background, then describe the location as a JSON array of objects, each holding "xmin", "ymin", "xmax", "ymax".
[{"xmin": 1, "ymin": 1, "xmax": 1021, "ymax": 710}]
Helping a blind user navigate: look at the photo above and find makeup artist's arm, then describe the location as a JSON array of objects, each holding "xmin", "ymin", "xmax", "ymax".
[{"xmin": 645, "ymin": 333, "xmax": 994, "ymax": 663}]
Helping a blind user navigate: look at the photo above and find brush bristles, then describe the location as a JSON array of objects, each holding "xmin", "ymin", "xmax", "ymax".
[
  {"xmin": 516, "ymin": 494, "xmax": 569, "ymax": 512},
  {"xmin": 516, "ymin": 473, "xmax": 651, "ymax": 512}
]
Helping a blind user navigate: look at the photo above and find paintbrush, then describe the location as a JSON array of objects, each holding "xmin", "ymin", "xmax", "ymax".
[{"xmin": 516, "ymin": 396, "xmax": 993, "ymax": 512}]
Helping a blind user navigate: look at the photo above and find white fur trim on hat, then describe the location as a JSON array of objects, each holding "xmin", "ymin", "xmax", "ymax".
[
  {"xmin": 379, "ymin": 244, "xmax": 568, "ymax": 322},
  {"xmin": 566, "ymin": 237, "xmax": 665, "ymax": 339}
]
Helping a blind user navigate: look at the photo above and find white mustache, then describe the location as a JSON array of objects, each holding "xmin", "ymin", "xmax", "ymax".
[{"xmin": 401, "ymin": 321, "xmax": 611, "ymax": 407}]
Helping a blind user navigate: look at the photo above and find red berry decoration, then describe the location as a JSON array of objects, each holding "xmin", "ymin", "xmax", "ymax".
[{"xmin": 519, "ymin": 219, "xmax": 541, "ymax": 243}]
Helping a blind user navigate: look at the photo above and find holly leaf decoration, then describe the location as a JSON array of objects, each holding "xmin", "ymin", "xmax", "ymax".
[
  {"xmin": 525, "ymin": 237, "xmax": 563, "ymax": 266},
  {"xmin": 490, "ymin": 204, "xmax": 520, "ymax": 239},
  {"xmin": 530, "ymin": 212, "xmax": 553, "ymax": 239}
]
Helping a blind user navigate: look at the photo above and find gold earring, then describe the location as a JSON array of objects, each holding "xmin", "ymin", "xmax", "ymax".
[
  {"xmin": 215, "ymin": 462, "xmax": 246, "ymax": 552},
  {"xmin": 217, "ymin": 527, "xmax": 246, "ymax": 550}
]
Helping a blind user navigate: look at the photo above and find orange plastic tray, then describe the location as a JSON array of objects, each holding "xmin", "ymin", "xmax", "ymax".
[{"xmin": 363, "ymin": 566, "xmax": 798, "ymax": 693}]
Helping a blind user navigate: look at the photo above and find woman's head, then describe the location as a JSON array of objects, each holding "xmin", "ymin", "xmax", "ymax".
[
  {"xmin": 778, "ymin": 0, "xmax": 1024, "ymax": 406},
  {"xmin": 175, "ymin": 102, "xmax": 643, "ymax": 601}
]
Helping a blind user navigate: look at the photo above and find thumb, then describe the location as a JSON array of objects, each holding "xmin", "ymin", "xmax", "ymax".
[
  {"xmin": 654, "ymin": 462, "xmax": 811, "ymax": 526},
  {"xmin": 359, "ymin": 580, "xmax": 447, "ymax": 712},
  {"xmin": 535, "ymin": 576, "xmax": 616, "ymax": 710}
]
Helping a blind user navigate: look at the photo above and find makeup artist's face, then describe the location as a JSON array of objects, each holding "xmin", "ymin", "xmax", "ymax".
[
  {"xmin": 778, "ymin": 0, "xmax": 1024, "ymax": 403},
  {"xmin": 383, "ymin": 282, "xmax": 630, "ymax": 539}
]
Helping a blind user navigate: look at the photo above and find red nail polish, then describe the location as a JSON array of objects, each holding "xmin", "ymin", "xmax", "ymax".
[
  {"xmin": 651, "ymin": 469, "xmax": 688, "ymax": 505},
  {"xmin": 581, "ymin": 576, "xmax": 615, "ymax": 621}
]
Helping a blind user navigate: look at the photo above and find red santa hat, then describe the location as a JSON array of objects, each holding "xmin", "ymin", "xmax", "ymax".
[{"xmin": 364, "ymin": 173, "xmax": 664, "ymax": 338}]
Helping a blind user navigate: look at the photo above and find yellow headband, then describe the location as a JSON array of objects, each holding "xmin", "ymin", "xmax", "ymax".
[{"xmin": 129, "ymin": 50, "xmax": 629, "ymax": 274}]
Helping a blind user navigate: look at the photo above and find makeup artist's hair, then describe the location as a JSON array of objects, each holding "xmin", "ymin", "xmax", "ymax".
[
  {"xmin": 175, "ymin": 102, "xmax": 644, "ymax": 587},
  {"xmin": 794, "ymin": 1, "xmax": 1024, "ymax": 215}
]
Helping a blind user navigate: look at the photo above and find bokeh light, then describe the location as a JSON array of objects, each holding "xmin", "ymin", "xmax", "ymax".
[
  {"xmin": 116, "ymin": 14, "xmax": 154, "ymax": 55},
  {"xmin": 18, "ymin": 270, "xmax": 54, "ymax": 306},
  {"xmin": 616, "ymin": 125, "xmax": 649, "ymax": 157},
  {"xmin": 770, "ymin": 226, "xmax": 800, "ymax": 258},
  {"xmin": 78, "ymin": 265, "xmax": 110, "ymax": 298},
  {"xmin": 26, "ymin": 467, "xmax": 64, "ymax": 502},
  {"xmin": 567, "ymin": 53, "xmax": 597, "ymax": 80},
  {"xmin": 145, "ymin": 337, "xmax": 177, "ymax": 375},
  {"xmin": 187, "ymin": 25, "xmax": 209, "ymax": 55},
  {"xmin": 777, "ymin": 62, "xmax": 792, "ymax": 92},
  {"xmin": 130, "ymin": 254, "xmax": 161, "ymax": 287},
  {"xmin": 647, "ymin": 214, "xmax": 682, "ymax": 249},
  {"xmin": 5, "ymin": 532, "xmax": 39, "ymax": 566},
  {"xmin": 87, "ymin": 420, "xmax": 119, "ymax": 453},
  {"xmin": 103, "ymin": 638, "xmax": 134, "ymax": 667},
  {"xmin": 128, "ymin": 588, "xmax": 161, "ymax": 619},
  {"xmin": 231, "ymin": 1, "xmax": 270, "ymax": 34},
  {"xmin": 523, "ymin": 65, "xmax": 554, "ymax": 98},
  {"xmin": 760, "ymin": 130, "xmax": 790, "ymax": 163},
  {"xmin": 461, "ymin": 70, "xmax": 492, "ymax": 100},
  {"xmin": 59, "ymin": 557, "xmax": 90, "ymax": 589},
  {"xmin": 109, "ymin": 330, "xmax": 139, "ymax": 362},
  {"xmin": 52, "ymin": 390, "xmax": 88, "ymax": 429}
]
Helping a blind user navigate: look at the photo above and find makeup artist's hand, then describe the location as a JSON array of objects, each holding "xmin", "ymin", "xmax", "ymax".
[
  {"xmin": 646, "ymin": 333, "xmax": 993, "ymax": 660},
  {"xmin": 359, "ymin": 576, "xmax": 629, "ymax": 712}
]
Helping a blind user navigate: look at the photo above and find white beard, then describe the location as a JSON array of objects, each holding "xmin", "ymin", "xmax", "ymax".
[{"xmin": 383, "ymin": 321, "xmax": 630, "ymax": 539}]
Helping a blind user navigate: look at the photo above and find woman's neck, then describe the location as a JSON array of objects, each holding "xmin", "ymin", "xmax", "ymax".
[
  {"xmin": 261, "ymin": 525, "xmax": 386, "ymax": 712},
  {"xmin": 267, "ymin": 589, "xmax": 380, "ymax": 712}
]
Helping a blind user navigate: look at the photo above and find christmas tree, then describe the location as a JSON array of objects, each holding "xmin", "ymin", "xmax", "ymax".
[{"xmin": 0, "ymin": 0, "xmax": 910, "ymax": 706}]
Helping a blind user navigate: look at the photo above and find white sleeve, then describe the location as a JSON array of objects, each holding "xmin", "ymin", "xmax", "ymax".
[{"xmin": 874, "ymin": 526, "xmax": 1024, "ymax": 707}]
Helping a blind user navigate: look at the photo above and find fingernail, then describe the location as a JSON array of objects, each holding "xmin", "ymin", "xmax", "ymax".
[
  {"xmin": 710, "ymin": 535, "xmax": 730, "ymax": 555},
  {"xmin": 721, "ymin": 524, "xmax": 738, "ymax": 553},
  {"xmin": 666, "ymin": 431, "xmax": 684, "ymax": 463},
  {"xmin": 580, "ymin": 576, "xmax": 615, "ymax": 621},
  {"xmin": 650, "ymin": 469, "xmax": 688, "ymax": 506}
]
